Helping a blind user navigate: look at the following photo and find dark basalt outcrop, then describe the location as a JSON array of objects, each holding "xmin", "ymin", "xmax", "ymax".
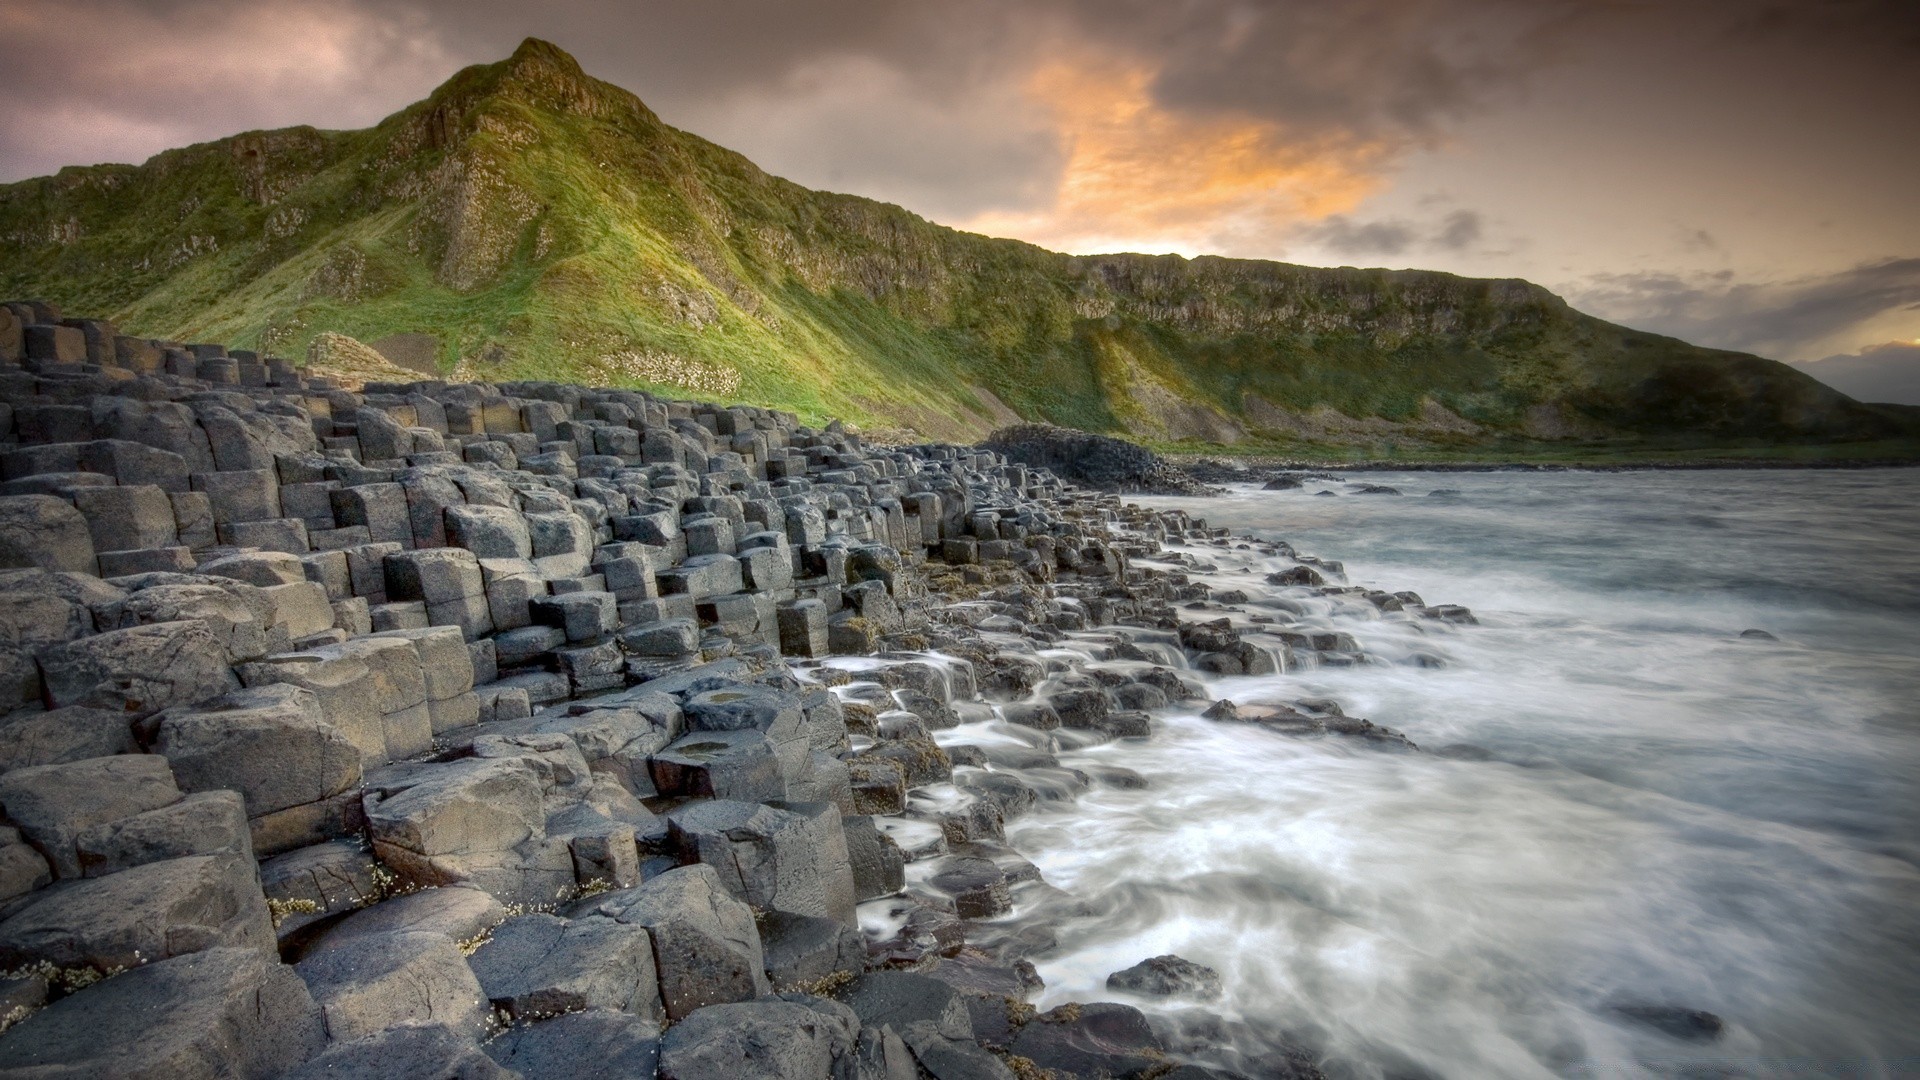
[{"xmin": 981, "ymin": 424, "xmax": 1216, "ymax": 496}]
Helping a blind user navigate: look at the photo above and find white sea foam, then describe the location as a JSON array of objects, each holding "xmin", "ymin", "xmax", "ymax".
[{"xmin": 1005, "ymin": 469, "xmax": 1920, "ymax": 1079}]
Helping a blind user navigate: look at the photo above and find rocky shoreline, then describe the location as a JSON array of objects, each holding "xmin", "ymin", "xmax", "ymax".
[{"xmin": 0, "ymin": 302, "xmax": 1474, "ymax": 1080}]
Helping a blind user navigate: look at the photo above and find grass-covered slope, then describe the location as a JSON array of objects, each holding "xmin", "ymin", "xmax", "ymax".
[{"xmin": 1, "ymin": 38, "xmax": 1909, "ymax": 453}]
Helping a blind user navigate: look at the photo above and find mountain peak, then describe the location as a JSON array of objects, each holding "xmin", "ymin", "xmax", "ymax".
[{"xmin": 506, "ymin": 37, "xmax": 586, "ymax": 78}]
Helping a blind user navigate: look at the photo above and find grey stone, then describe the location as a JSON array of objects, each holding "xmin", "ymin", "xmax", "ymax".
[
  {"xmin": 0, "ymin": 851, "xmax": 274, "ymax": 971},
  {"xmin": 570, "ymin": 863, "xmax": 768, "ymax": 1020},
  {"xmin": 467, "ymin": 912, "xmax": 665, "ymax": 1025},
  {"xmin": 191, "ymin": 468, "xmax": 280, "ymax": 524},
  {"xmin": 837, "ymin": 971, "xmax": 973, "ymax": 1042},
  {"xmin": 197, "ymin": 548, "xmax": 306, "ymax": 587},
  {"xmin": 1106, "ymin": 954, "xmax": 1224, "ymax": 999},
  {"xmin": 658, "ymin": 553, "xmax": 744, "ymax": 600},
  {"xmin": 0, "ymin": 495, "xmax": 95, "ymax": 574},
  {"xmin": 72, "ymin": 484, "xmax": 178, "ymax": 552},
  {"xmin": 280, "ymin": 1022, "xmax": 513, "ymax": 1080},
  {"xmin": 1007, "ymin": 1002, "xmax": 1167, "ymax": 1079},
  {"xmin": 760, "ymin": 910, "xmax": 865, "ymax": 991},
  {"xmin": 75, "ymin": 789, "xmax": 251, "ymax": 877},
  {"xmin": 659, "ymin": 999, "xmax": 856, "ymax": 1080},
  {"xmin": 386, "ymin": 547, "xmax": 484, "ymax": 604},
  {"xmin": 364, "ymin": 757, "xmax": 572, "ymax": 905},
  {"xmin": 619, "ymin": 617, "xmax": 699, "ymax": 656},
  {"xmin": 650, "ymin": 730, "xmax": 787, "ymax": 803},
  {"xmin": 257, "ymin": 839, "xmax": 381, "ymax": 939},
  {"xmin": 155, "ymin": 683, "xmax": 361, "ymax": 819},
  {"xmin": 446, "ymin": 504, "xmax": 533, "ymax": 559},
  {"xmin": 843, "ymin": 815, "xmax": 906, "ymax": 901},
  {"xmin": 529, "ymin": 590, "xmax": 616, "ymax": 643},
  {"xmin": 371, "ymin": 625, "xmax": 476, "ymax": 700},
  {"xmin": 483, "ymin": 1008, "xmax": 662, "ymax": 1080},
  {"xmin": 235, "ymin": 649, "xmax": 388, "ymax": 767},
  {"xmin": 668, "ymin": 799, "xmax": 857, "ymax": 925},
  {"xmin": 0, "ymin": 753, "xmax": 182, "ymax": 879},
  {"xmin": 0, "ymin": 705, "xmax": 137, "ymax": 773},
  {"xmin": 307, "ymin": 884, "xmax": 503, "ymax": 958},
  {"xmin": 295, "ymin": 929, "xmax": 489, "ymax": 1041},
  {"xmin": 0, "ymin": 946, "xmax": 325, "ymax": 1080}
]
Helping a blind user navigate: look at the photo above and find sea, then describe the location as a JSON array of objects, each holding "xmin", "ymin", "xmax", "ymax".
[{"xmin": 999, "ymin": 469, "xmax": 1920, "ymax": 1079}]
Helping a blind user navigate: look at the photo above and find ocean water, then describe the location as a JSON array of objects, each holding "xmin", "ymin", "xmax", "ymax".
[{"xmin": 1003, "ymin": 469, "xmax": 1920, "ymax": 1079}]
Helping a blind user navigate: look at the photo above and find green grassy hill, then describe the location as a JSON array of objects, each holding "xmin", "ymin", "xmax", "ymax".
[{"xmin": 1, "ymin": 38, "xmax": 1910, "ymax": 455}]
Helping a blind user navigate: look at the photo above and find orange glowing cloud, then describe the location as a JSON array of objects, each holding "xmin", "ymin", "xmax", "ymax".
[{"xmin": 961, "ymin": 52, "xmax": 1391, "ymax": 257}]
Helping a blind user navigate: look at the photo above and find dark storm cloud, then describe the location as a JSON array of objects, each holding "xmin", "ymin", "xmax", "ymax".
[
  {"xmin": 1790, "ymin": 342, "xmax": 1920, "ymax": 406},
  {"xmin": 1568, "ymin": 259, "xmax": 1920, "ymax": 361}
]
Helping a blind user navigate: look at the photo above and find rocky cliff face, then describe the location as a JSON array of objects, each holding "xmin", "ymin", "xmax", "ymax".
[{"xmin": 0, "ymin": 39, "xmax": 1907, "ymax": 451}]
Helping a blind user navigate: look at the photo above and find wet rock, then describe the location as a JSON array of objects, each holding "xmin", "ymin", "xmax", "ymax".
[
  {"xmin": 928, "ymin": 856, "xmax": 1013, "ymax": 919},
  {"xmin": 1107, "ymin": 954, "xmax": 1224, "ymax": 999},
  {"xmin": 1738, "ymin": 628, "xmax": 1778, "ymax": 641},
  {"xmin": 1009, "ymin": 1001, "xmax": 1167, "ymax": 1079},
  {"xmin": 843, "ymin": 813, "xmax": 906, "ymax": 900},
  {"xmin": 1609, "ymin": 1003, "xmax": 1726, "ymax": 1042}
]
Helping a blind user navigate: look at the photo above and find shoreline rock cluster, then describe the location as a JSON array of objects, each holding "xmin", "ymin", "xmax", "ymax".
[{"xmin": 0, "ymin": 302, "xmax": 1474, "ymax": 1080}]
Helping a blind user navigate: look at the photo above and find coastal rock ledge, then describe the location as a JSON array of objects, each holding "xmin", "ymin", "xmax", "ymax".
[{"xmin": 0, "ymin": 300, "xmax": 1481, "ymax": 1078}]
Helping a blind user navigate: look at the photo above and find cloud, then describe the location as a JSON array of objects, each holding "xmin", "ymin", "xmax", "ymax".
[
  {"xmin": 955, "ymin": 50, "xmax": 1390, "ymax": 256},
  {"xmin": 1289, "ymin": 209, "xmax": 1485, "ymax": 260},
  {"xmin": 1565, "ymin": 258, "xmax": 1920, "ymax": 361},
  {"xmin": 1790, "ymin": 342, "xmax": 1920, "ymax": 406},
  {"xmin": 0, "ymin": 0, "xmax": 453, "ymax": 181},
  {"xmin": 0, "ymin": 0, "xmax": 1597, "ymax": 247}
]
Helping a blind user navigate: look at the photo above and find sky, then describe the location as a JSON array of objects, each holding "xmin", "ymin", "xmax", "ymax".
[{"xmin": 2, "ymin": 0, "xmax": 1917, "ymax": 401}]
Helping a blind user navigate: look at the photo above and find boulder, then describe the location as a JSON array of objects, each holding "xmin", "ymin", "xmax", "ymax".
[
  {"xmin": 363, "ymin": 756, "xmax": 569, "ymax": 904},
  {"xmin": 294, "ymin": 929, "xmax": 490, "ymax": 1041},
  {"xmin": 483, "ymin": 1008, "xmax": 662, "ymax": 1080},
  {"xmin": 667, "ymin": 799, "xmax": 858, "ymax": 925},
  {"xmin": 306, "ymin": 884, "xmax": 503, "ymax": 957},
  {"xmin": 1008, "ymin": 1002, "xmax": 1167, "ymax": 1079},
  {"xmin": 759, "ymin": 910, "xmax": 865, "ymax": 990},
  {"xmin": 570, "ymin": 863, "xmax": 767, "ymax": 1020},
  {"xmin": 658, "ymin": 999, "xmax": 856, "ymax": 1080},
  {"xmin": 0, "ymin": 851, "xmax": 274, "ymax": 971},
  {"xmin": 1106, "ymin": 954, "xmax": 1224, "ymax": 999},
  {"xmin": 0, "ymin": 705, "xmax": 138, "ymax": 773},
  {"xmin": 0, "ymin": 495, "xmax": 95, "ymax": 574},
  {"xmin": 466, "ymin": 911, "xmax": 665, "ymax": 1026},
  {"xmin": 843, "ymin": 814, "xmax": 906, "ymax": 901},
  {"xmin": 0, "ymin": 753, "xmax": 182, "ymax": 879},
  {"xmin": 37, "ymin": 619, "xmax": 240, "ymax": 717},
  {"xmin": 650, "ymin": 729, "xmax": 788, "ymax": 803},
  {"xmin": 155, "ymin": 684, "xmax": 361, "ymax": 819},
  {"xmin": 0, "ymin": 947, "xmax": 325, "ymax": 1080},
  {"xmin": 280, "ymin": 1021, "xmax": 515, "ymax": 1080},
  {"xmin": 837, "ymin": 970, "xmax": 973, "ymax": 1041},
  {"xmin": 75, "ymin": 789, "xmax": 252, "ymax": 877}
]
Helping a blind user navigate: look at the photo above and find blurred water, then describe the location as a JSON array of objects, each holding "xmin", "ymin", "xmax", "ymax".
[{"xmin": 1005, "ymin": 469, "xmax": 1920, "ymax": 1079}]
